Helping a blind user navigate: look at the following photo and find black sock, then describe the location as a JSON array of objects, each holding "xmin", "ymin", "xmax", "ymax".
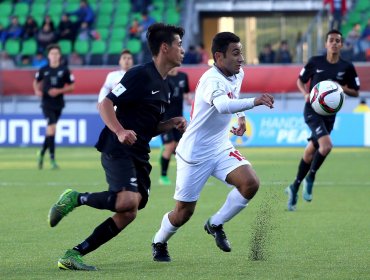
[
  {"xmin": 307, "ymin": 151, "xmax": 327, "ymax": 182},
  {"xmin": 41, "ymin": 136, "xmax": 50, "ymax": 155},
  {"xmin": 292, "ymin": 158, "xmax": 311, "ymax": 191},
  {"xmin": 78, "ymin": 191, "xmax": 117, "ymax": 211},
  {"xmin": 161, "ymin": 156, "xmax": 170, "ymax": 176},
  {"xmin": 73, "ymin": 217, "xmax": 121, "ymax": 256},
  {"xmin": 49, "ymin": 136, "xmax": 55, "ymax": 160}
]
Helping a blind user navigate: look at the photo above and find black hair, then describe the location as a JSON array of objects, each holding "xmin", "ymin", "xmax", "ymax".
[
  {"xmin": 146, "ymin": 23, "xmax": 185, "ymax": 56},
  {"xmin": 211, "ymin": 32, "xmax": 240, "ymax": 61},
  {"xmin": 326, "ymin": 29, "xmax": 343, "ymax": 41},
  {"xmin": 46, "ymin": 43, "xmax": 61, "ymax": 54}
]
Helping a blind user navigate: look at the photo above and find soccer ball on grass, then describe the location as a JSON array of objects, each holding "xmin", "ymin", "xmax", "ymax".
[{"xmin": 309, "ymin": 80, "xmax": 345, "ymax": 116}]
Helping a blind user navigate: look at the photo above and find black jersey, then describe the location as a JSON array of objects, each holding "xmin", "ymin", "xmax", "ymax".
[
  {"xmin": 299, "ymin": 55, "xmax": 360, "ymax": 93},
  {"xmin": 95, "ymin": 61, "xmax": 171, "ymax": 157},
  {"xmin": 35, "ymin": 64, "xmax": 74, "ymax": 110},
  {"xmin": 164, "ymin": 71, "xmax": 190, "ymax": 120}
]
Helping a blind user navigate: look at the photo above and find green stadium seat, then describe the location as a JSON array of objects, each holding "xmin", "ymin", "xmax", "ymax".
[
  {"xmin": 150, "ymin": 11, "xmax": 163, "ymax": 22},
  {"xmin": 48, "ymin": 4, "xmax": 64, "ymax": 17},
  {"xmin": 355, "ymin": 0, "xmax": 370, "ymax": 12},
  {"xmin": 65, "ymin": 3, "xmax": 80, "ymax": 14},
  {"xmin": 0, "ymin": 17, "xmax": 10, "ymax": 28},
  {"xmin": 13, "ymin": 3, "xmax": 30, "ymax": 18},
  {"xmin": 96, "ymin": 28, "xmax": 110, "ymax": 40},
  {"xmin": 126, "ymin": 38, "xmax": 141, "ymax": 54},
  {"xmin": 21, "ymin": 39, "xmax": 37, "ymax": 56},
  {"xmin": 59, "ymin": 40, "xmax": 73, "ymax": 55},
  {"xmin": 112, "ymin": 16, "xmax": 129, "ymax": 28},
  {"xmin": 5, "ymin": 39, "xmax": 21, "ymax": 56},
  {"xmin": 111, "ymin": 29, "xmax": 127, "ymax": 40},
  {"xmin": 74, "ymin": 40, "xmax": 90, "ymax": 55},
  {"xmin": 96, "ymin": 16, "xmax": 111, "ymax": 28},
  {"xmin": 30, "ymin": 3, "xmax": 47, "ymax": 18},
  {"xmin": 108, "ymin": 40, "xmax": 123, "ymax": 54},
  {"xmin": 116, "ymin": 2, "xmax": 131, "ymax": 14},
  {"xmin": 90, "ymin": 40, "xmax": 106, "ymax": 54},
  {"xmin": 166, "ymin": 10, "xmax": 180, "ymax": 25},
  {"xmin": 99, "ymin": 2, "xmax": 114, "ymax": 15},
  {"xmin": 0, "ymin": 3, "xmax": 13, "ymax": 17}
]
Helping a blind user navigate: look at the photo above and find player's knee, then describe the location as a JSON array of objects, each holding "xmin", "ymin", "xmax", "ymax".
[
  {"xmin": 115, "ymin": 197, "xmax": 139, "ymax": 214},
  {"xmin": 172, "ymin": 207, "xmax": 194, "ymax": 226},
  {"xmin": 320, "ymin": 143, "xmax": 332, "ymax": 155}
]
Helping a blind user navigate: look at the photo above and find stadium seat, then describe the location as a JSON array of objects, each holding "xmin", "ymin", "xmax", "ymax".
[
  {"xmin": 166, "ymin": 10, "xmax": 180, "ymax": 25},
  {"xmin": 96, "ymin": 28, "xmax": 110, "ymax": 40},
  {"xmin": 13, "ymin": 3, "xmax": 30, "ymax": 18},
  {"xmin": 5, "ymin": 39, "xmax": 21, "ymax": 56},
  {"xmin": 59, "ymin": 40, "xmax": 73, "ymax": 55},
  {"xmin": 48, "ymin": 4, "xmax": 64, "ymax": 17},
  {"xmin": 355, "ymin": 0, "xmax": 370, "ymax": 12},
  {"xmin": 74, "ymin": 40, "xmax": 90, "ymax": 55},
  {"xmin": 126, "ymin": 38, "xmax": 141, "ymax": 55},
  {"xmin": 21, "ymin": 39, "xmax": 37, "ymax": 56},
  {"xmin": 112, "ymin": 16, "xmax": 129, "ymax": 28},
  {"xmin": 96, "ymin": 16, "xmax": 111, "ymax": 28},
  {"xmin": 150, "ymin": 11, "xmax": 163, "ymax": 22},
  {"xmin": 99, "ymin": 2, "xmax": 114, "ymax": 15},
  {"xmin": 0, "ymin": 17, "xmax": 10, "ymax": 28},
  {"xmin": 65, "ymin": 3, "xmax": 80, "ymax": 14},
  {"xmin": 90, "ymin": 40, "xmax": 106, "ymax": 54},
  {"xmin": 108, "ymin": 40, "xmax": 123, "ymax": 54},
  {"xmin": 116, "ymin": 2, "xmax": 131, "ymax": 15},
  {"xmin": 0, "ymin": 3, "xmax": 13, "ymax": 17},
  {"xmin": 110, "ymin": 29, "xmax": 127, "ymax": 41},
  {"xmin": 30, "ymin": 3, "xmax": 47, "ymax": 18}
]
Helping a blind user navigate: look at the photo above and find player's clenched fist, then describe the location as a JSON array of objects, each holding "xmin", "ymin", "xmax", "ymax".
[{"xmin": 116, "ymin": 129, "xmax": 137, "ymax": 145}]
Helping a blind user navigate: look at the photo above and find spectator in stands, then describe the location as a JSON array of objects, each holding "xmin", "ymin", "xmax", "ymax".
[
  {"xmin": 138, "ymin": 11, "xmax": 156, "ymax": 63},
  {"xmin": 41, "ymin": 15, "xmax": 55, "ymax": 32},
  {"xmin": 344, "ymin": 23, "xmax": 361, "ymax": 59},
  {"xmin": 0, "ymin": 16, "xmax": 23, "ymax": 45},
  {"xmin": 77, "ymin": 21, "xmax": 94, "ymax": 41},
  {"xmin": 353, "ymin": 98, "xmax": 370, "ymax": 113},
  {"xmin": 183, "ymin": 45, "xmax": 199, "ymax": 64},
  {"xmin": 131, "ymin": 0, "xmax": 153, "ymax": 13},
  {"xmin": 196, "ymin": 43, "xmax": 210, "ymax": 64},
  {"xmin": 323, "ymin": 0, "xmax": 346, "ymax": 31},
  {"xmin": 36, "ymin": 23, "xmax": 57, "ymax": 53},
  {"xmin": 57, "ymin": 14, "xmax": 76, "ymax": 42},
  {"xmin": 0, "ymin": 51, "xmax": 16, "ymax": 69},
  {"xmin": 359, "ymin": 18, "xmax": 370, "ymax": 54},
  {"xmin": 19, "ymin": 54, "xmax": 32, "ymax": 67},
  {"xmin": 32, "ymin": 51, "xmax": 48, "ymax": 68},
  {"xmin": 68, "ymin": 0, "xmax": 95, "ymax": 29},
  {"xmin": 22, "ymin": 16, "xmax": 39, "ymax": 40},
  {"xmin": 275, "ymin": 40, "xmax": 292, "ymax": 63},
  {"xmin": 129, "ymin": 19, "xmax": 141, "ymax": 39},
  {"xmin": 68, "ymin": 51, "xmax": 83, "ymax": 66},
  {"xmin": 258, "ymin": 43, "xmax": 275, "ymax": 64}
]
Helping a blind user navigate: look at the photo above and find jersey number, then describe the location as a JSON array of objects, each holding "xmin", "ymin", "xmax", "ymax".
[{"xmin": 229, "ymin": 150, "xmax": 245, "ymax": 161}]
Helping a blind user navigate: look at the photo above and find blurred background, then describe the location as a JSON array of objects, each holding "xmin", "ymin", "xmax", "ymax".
[{"xmin": 0, "ymin": 0, "xmax": 369, "ymax": 147}]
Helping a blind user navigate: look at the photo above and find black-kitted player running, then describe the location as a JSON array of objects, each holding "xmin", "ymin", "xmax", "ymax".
[
  {"xmin": 33, "ymin": 44, "xmax": 75, "ymax": 169},
  {"xmin": 159, "ymin": 67, "xmax": 190, "ymax": 185},
  {"xmin": 285, "ymin": 29, "xmax": 360, "ymax": 211},
  {"xmin": 47, "ymin": 23, "xmax": 186, "ymax": 271}
]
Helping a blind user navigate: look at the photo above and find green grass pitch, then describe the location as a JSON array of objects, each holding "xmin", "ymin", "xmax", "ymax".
[{"xmin": 1, "ymin": 147, "xmax": 369, "ymax": 279}]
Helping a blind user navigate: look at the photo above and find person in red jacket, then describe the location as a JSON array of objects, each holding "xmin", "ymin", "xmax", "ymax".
[{"xmin": 324, "ymin": 0, "xmax": 347, "ymax": 31}]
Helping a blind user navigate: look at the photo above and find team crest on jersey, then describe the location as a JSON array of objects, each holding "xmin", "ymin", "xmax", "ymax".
[
  {"xmin": 112, "ymin": 83, "xmax": 126, "ymax": 97},
  {"xmin": 57, "ymin": 70, "xmax": 64, "ymax": 77}
]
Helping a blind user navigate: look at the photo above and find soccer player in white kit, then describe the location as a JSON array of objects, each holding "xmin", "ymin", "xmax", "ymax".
[
  {"xmin": 97, "ymin": 49, "xmax": 134, "ymax": 103},
  {"xmin": 152, "ymin": 32, "xmax": 274, "ymax": 261}
]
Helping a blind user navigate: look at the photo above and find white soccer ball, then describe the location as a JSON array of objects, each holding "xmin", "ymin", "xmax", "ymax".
[{"xmin": 309, "ymin": 80, "xmax": 345, "ymax": 116}]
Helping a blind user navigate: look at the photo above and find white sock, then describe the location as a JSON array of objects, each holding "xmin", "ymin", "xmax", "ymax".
[
  {"xmin": 210, "ymin": 188, "xmax": 249, "ymax": 226},
  {"xmin": 153, "ymin": 212, "xmax": 179, "ymax": 244}
]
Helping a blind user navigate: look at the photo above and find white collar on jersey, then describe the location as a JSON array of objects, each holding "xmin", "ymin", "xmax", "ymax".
[{"xmin": 213, "ymin": 63, "xmax": 235, "ymax": 81}]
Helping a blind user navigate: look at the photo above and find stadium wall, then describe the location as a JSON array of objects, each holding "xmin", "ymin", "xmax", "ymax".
[{"xmin": 1, "ymin": 64, "xmax": 370, "ymax": 96}]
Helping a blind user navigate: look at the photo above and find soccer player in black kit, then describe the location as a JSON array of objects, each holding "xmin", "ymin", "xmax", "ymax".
[
  {"xmin": 285, "ymin": 29, "xmax": 360, "ymax": 211},
  {"xmin": 47, "ymin": 23, "xmax": 186, "ymax": 271},
  {"xmin": 33, "ymin": 44, "xmax": 75, "ymax": 169},
  {"xmin": 159, "ymin": 67, "xmax": 190, "ymax": 185}
]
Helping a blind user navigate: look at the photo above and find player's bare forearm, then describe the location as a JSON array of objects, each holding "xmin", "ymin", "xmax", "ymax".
[
  {"xmin": 157, "ymin": 117, "xmax": 187, "ymax": 135},
  {"xmin": 33, "ymin": 81, "xmax": 42, "ymax": 97},
  {"xmin": 341, "ymin": 85, "xmax": 359, "ymax": 97},
  {"xmin": 99, "ymin": 98, "xmax": 137, "ymax": 145}
]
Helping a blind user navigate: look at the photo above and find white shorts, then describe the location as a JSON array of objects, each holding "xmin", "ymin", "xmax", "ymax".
[{"xmin": 174, "ymin": 148, "xmax": 251, "ymax": 202}]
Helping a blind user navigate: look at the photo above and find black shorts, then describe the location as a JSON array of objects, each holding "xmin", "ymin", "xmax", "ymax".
[
  {"xmin": 42, "ymin": 107, "xmax": 62, "ymax": 125},
  {"xmin": 101, "ymin": 152, "xmax": 152, "ymax": 210},
  {"xmin": 161, "ymin": 128, "xmax": 182, "ymax": 144},
  {"xmin": 304, "ymin": 103, "xmax": 335, "ymax": 148}
]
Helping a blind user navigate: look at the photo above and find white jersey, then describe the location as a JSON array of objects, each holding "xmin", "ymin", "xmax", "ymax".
[
  {"xmin": 98, "ymin": 70, "xmax": 126, "ymax": 102},
  {"xmin": 176, "ymin": 66, "xmax": 244, "ymax": 163}
]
